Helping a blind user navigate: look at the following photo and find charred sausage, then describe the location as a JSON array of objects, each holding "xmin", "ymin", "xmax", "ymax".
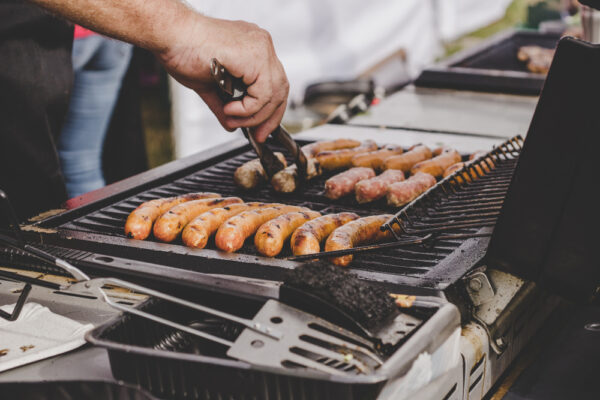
[
  {"xmin": 254, "ymin": 210, "xmax": 321, "ymax": 257},
  {"xmin": 124, "ymin": 192, "xmax": 220, "ymax": 240},
  {"xmin": 291, "ymin": 212, "xmax": 359, "ymax": 256},
  {"xmin": 234, "ymin": 153, "xmax": 287, "ymax": 190},
  {"xmin": 324, "ymin": 167, "xmax": 375, "ymax": 199},
  {"xmin": 301, "ymin": 138, "xmax": 361, "ymax": 158},
  {"xmin": 153, "ymin": 197, "xmax": 243, "ymax": 242},
  {"xmin": 387, "ymin": 172, "xmax": 436, "ymax": 207},
  {"xmin": 410, "ymin": 149, "xmax": 461, "ymax": 178},
  {"xmin": 383, "ymin": 145, "xmax": 432, "ymax": 173},
  {"xmin": 351, "ymin": 144, "xmax": 404, "ymax": 171},
  {"xmin": 181, "ymin": 202, "xmax": 275, "ymax": 249},
  {"xmin": 215, "ymin": 205, "xmax": 307, "ymax": 253},
  {"xmin": 316, "ymin": 140, "xmax": 378, "ymax": 171},
  {"xmin": 324, "ymin": 215, "xmax": 393, "ymax": 267},
  {"xmin": 354, "ymin": 169, "xmax": 405, "ymax": 204}
]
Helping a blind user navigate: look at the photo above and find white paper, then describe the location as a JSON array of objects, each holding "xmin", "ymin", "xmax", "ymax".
[{"xmin": 0, "ymin": 303, "xmax": 93, "ymax": 372}]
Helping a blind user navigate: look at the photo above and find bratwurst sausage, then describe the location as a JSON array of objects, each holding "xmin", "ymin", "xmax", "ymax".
[
  {"xmin": 354, "ymin": 169, "xmax": 405, "ymax": 203},
  {"xmin": 291, "ymin": 212, "xmax": 359, "ymax": 256},
  {"xmin": 254, "ymin": 210, "xmax": 321, "ymax": 256},
  {"xmin": 324, "ymin": 167, "xmax": 375, "ymax": 199},
  {"xmin": 316, "ymin": 140, "xmax": 378, "ymax": 171},
  {"xmin": 301, "ymin": 138, "xmax": 361, "ymax": 158},
  {"xmin": 124, "ymin": 192, "xmax": 220, "ymax": 240},
  {"xmin": 181, "ymin": 202, "xmax": 274, "ymax": 249},
  {"xmin": 215, "ymin": 205, "xmax": 308, "ymax": 253},
  {"xmin": 153, "ymin": 197, "xmax": 243, "ymax": 242},
  {"xmin": 234, "ymin": 153, "xmax": 287, "ymax": 190},
  {"xmin": 411, "ymin": 149, "xmax": 461, "ymax": 178},
  {"xmin": 383, "ymin": 145, "xmax": 432, "ymax": 173},
  {"xmin": 351, "ymin": 144, "xmax": 404, "ymax": 171},
  {"xmin": 387, "ymin": 172, "xmax": 436, "ymax": 207},
  {"xmin": 324, "ymin": 214, "xmax": 393, "ymax": 267},
  {"xmin": 270, "ymin": 158, "xmax": 322, "ymax": 193}
]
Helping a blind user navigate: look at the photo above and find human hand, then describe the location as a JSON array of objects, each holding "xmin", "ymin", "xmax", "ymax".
[{"xmin": 157, "ymin": 14, "xmax": 289, "ymax": 142}]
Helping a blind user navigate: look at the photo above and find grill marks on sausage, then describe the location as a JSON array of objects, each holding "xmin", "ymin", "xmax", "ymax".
[
  {"xmin": 153, "ymin": 197, "xmax": 243, "ymax": 242},
  {"xmin": 215, "ymin": 205, "xmax": 307, "ymax": 253},
  {"xmin": 124, "ymin": 192, "xmax": 220, "ymax": 240},
  {"xmin": 291, "ymin": 212, "xmax": 360, "ymax": 256},
  {"xmin": 182, "ymin": 202, "xmax": 274, "ymax": 249},
  {"xmin": 254, "ymin": 210, "xmax": 322, "ymax": 257},
  {"xmin": 324, "ymin": 215, "xmax": 393, "ymax": 267}
]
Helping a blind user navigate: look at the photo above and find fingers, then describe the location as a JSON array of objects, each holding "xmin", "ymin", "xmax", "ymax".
[{"xmin": 251, "ymin": 100, "xmax": 287, "ymax": 143}]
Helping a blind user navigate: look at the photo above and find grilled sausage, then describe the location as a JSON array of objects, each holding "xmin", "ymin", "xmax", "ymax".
[
  {"xmin": 291, "ymin": 212, "xmax": 359, "ymax": 256},
  {"xmin": 271, "ymin": 158, "xmax": 322, "ymax": 193},
  {"xmin": 254, "ymin": 210, "xmax": 321, "ymax": 257},
  {"xmin": 443, "ymin": 162, "xmax": 466, "ymax": 178},
  {"xmin": 354, "ymin": 169, "xmax": 405, "ymax": 204},
  {"xmin": 351, "ymin": 144, "xmax": 404, "ymax": 171},
  {"xmin": 301, "ymin": 138, "xmax": 361, "ymax": 158},
  {"xmin": 324, "ymin": 215, "xmax": 393, "ymax": 267},
  {"xmin": 124, "ymin": 192, "xmax": 220, "ymax": 240},
  {"xmin": 316, "ymin": 140, "xmax": 378, "ymax": 171},
  {"xmin": 182, "ymin": 202, "xmax": 276, "ymax": 249},
  {"xmin": 444, "ymin": 160, "xmax": 493, "ymax": 183},
  {"xmin": 411, "ymin": 149, "xmax": 461, "ymax": 178},
  {"xmin": 383, "ymin": 145, "xmax": 432, "ymax": 173},
  {"xmin": 387, "ymin": 172, "xmax": 436, "ymax": 207},
  {"xmin": 234, "ymin": 153, "xmax": 287, "ymax": 190},
  {"xmin": 324, "ymin": 167, "xmax": 375, "ymax": 199},
  {"xmin": 153, "ymin": 197, "xmax": 243, "ymax": 242},
  {"xmin": 215, "ymin": 205, "xmax": 308, "ymax": 253}
]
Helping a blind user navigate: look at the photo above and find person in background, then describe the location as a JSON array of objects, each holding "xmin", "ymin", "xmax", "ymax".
[
  {"xmin": 58, "ymin": 26, "xmax": 133, "ymax": 198},
  {"xmin": 0, "ymin": 0, "xmax": 288, "ymax": 221}
]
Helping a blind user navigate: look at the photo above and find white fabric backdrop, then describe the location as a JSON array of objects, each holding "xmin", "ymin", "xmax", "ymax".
[
  {"xmin": 434, "ymin": 0, "xmax": 514, "ymax": 41},
  {"xmin": 170, "ymin": 0, "xmax": 511, "ymax": 158}
]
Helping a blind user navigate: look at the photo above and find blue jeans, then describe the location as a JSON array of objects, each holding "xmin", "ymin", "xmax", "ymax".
[{"xmin": 58, "ymin": 36, "xmax": 133, "ymax": 198}]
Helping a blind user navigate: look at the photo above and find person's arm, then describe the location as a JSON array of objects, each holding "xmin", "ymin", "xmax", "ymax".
[{"xmin": 30, "ymin": 0, "xmax": 288, "ymax": 142}]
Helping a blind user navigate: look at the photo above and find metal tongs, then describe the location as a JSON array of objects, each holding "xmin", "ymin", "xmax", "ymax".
[{"xmin": 210, "ymin": 58, "xmax": 308, "ymax": 179}]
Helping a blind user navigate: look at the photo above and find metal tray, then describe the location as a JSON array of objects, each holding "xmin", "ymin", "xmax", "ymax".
[
  {"xmin": 415, "ymin": 29, "xmax": 562, "ymax": 95},
  {"xmin": 86, "ymin": 294, "xmax": 459, "ymax": 400}
]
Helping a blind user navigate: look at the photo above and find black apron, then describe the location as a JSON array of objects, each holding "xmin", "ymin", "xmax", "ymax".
[{"xmin": 0, "ymin": 0, "xmax": 73, "ymax": 221}]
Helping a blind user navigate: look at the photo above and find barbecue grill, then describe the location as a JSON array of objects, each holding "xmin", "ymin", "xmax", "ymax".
[
  {"xmin": 3, "ymin": 34, "xmax": 597, "ymax": 400},
  {"xmin": 5, "ymin": 135, "xmax": 517, "ymax": 297},
  {"xmin": 415, "ymin": 29, "xmax": 562, "ymax": 95}
]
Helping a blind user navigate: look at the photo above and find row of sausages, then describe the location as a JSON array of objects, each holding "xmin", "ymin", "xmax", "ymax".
[
  {"xmin": 323, "ymin": 145, "xmax": 464, "ymax": 205},
  {"xmin": 124, "ymin": 193, "xmax": 391, "ymax": 266}
]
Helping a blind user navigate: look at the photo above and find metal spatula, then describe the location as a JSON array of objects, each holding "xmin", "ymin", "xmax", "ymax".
[{"xmin": 227, "ymin": 299, "xmax": 383, "ymax": 375}]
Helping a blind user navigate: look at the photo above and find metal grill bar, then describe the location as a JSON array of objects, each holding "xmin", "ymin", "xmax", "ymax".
[{"xmin": 383, "ymin": 136, "xmax": 523, "ymax": 239}]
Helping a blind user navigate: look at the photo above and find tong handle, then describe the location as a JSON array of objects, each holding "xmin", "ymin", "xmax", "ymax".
[{"xmin": 210, "ymin": 59, "xmax": 288, "ymax": 177}]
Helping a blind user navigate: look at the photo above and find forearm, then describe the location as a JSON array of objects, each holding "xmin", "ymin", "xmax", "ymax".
[{"xmin": 28, "ymin": 0, "xmax": 202, "ymax": 54}]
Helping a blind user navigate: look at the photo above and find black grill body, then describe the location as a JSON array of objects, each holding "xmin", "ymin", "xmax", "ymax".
[{"xmin": 19, "ymin": 138, "xmax": 519, "ymax": 296}]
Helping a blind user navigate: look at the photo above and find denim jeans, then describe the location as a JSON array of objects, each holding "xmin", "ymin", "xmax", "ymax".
[{"xmin": 58, "ymin": 35, "xmax": 133, "ymax": 198}]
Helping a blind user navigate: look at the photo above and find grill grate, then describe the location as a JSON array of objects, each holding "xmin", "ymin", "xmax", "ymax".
[
  {"xmin": 32, "ymin": 138, "xmax": 522, "ymax": 291},
  {"xmin": 383, "ymin": 136, "xmax": 522, "ymax": 240}
]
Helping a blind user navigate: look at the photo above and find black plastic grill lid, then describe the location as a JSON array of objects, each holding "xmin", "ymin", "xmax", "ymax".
[{"xmin": 486, "ymin": 37, "xmax": 600, "ymax": 303}]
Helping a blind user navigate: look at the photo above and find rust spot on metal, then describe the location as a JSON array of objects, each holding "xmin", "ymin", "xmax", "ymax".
[{"xmin": 20, "ymin": 345, "xmax": 35, "ymax": 352}]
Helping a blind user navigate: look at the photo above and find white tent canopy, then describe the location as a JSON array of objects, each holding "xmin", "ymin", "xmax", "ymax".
[{"xmin": 171, "ymin": 0, "xmax": 512, "ymax": 158}]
